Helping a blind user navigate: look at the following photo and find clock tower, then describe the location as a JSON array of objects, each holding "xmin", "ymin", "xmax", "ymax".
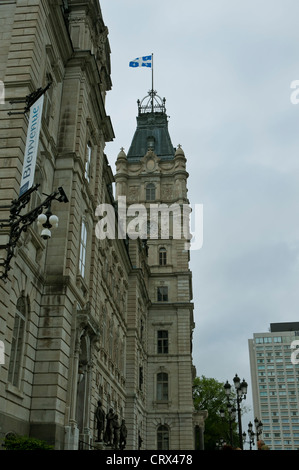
[{"xmin": 115, "ymin": 90, "xmax": 204, "ymax": 450}]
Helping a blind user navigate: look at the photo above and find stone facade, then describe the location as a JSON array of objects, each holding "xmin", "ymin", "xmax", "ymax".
[{"xmin": 0, "ymin": 0, "xmax": 206, "ymax": 450}]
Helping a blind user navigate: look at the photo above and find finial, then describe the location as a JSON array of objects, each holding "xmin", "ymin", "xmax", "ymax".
[
  {"xmin": 117, "ymin": 147, "xmax": 127, "ymax": 160},
  {"xmin": 175, "ymin": 145, "xmax": 185, "ymax": 158}
]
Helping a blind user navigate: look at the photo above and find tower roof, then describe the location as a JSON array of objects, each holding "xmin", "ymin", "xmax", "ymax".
[{"xmin": 127, "ymin": 90, "xmax": 175, "ymax": 162}]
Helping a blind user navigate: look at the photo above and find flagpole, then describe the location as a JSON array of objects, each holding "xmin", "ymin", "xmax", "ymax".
[
  {"xmin": 151, "ymin": 53, "xmax": 154, "ymax": 112},
  {"xmin": 152, "ymin": 53, "xmax": 154, "ymax": 91}
]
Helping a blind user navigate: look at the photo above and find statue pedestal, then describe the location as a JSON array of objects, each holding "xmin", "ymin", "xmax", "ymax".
[
  {"xmin": 104, "ymin": 444, "xmax": 114, "ymax": 450},
  {"xmin": 94, "ymin": 442, "xmax": 105, "ymax": 450}
]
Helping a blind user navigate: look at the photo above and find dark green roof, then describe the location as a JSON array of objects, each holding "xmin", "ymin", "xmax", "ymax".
[{"xmin": 127, "ymin": 91, "xmax": 175, "ymax": 162}]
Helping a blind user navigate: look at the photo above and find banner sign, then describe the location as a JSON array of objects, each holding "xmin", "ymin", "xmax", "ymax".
[{"xmin": 19, "ymin": 94, "xmax": 44, "ymax": 197}]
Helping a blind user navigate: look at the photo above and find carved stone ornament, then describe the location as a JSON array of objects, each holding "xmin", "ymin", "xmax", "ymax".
[{"xmin": 128, "ymin": 186, "xmax": 139, "ymax": 202}]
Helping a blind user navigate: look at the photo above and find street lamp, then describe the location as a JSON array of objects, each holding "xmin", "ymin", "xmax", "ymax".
[
  {"xmin": 220, "ymin": 401, "xmax": 237, "ymax": 446},
  {"xmin": 37, "ymin": 209, "xmax": 59, "ymax": 240},
  {"xmin": 0, "ymin": 184, "xmax": 68, "ymax": 280},
  {"xmin": 242, "ymin": 419, "xmax": 263, "ymax": 450},
  {"xmin": 243, "ymin": 422, "xmax": 255, "ymax": 450},
  {"xmin": 215, "ymin": 437, "xmax": 226, "ymax": 450},
  {"xmin": 254, "ymin": 417, "xmax": 263, "ymax": 441},
  {"xmin": 224, "ymin": 374, "xmax": 248, "ymax": 449}
]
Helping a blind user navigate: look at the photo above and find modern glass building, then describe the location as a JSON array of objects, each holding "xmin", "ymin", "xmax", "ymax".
[{"xmin": 248, "ymin": 322, "xmax": 299, "ymax": 450}]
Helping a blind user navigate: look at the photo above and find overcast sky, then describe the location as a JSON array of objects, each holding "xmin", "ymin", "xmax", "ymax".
[{"xmin": 100, "ymin": 0, "xmax": 299, "ymax": 437}]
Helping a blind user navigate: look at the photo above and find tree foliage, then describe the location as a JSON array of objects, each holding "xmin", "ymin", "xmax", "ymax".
[
  {"xmin": 193, "ymin": 375, "xmax": 240, "ymax": 450},
  {"xmin": 2, "ymin": 434, "xmax": 54, "ymax": 450}
]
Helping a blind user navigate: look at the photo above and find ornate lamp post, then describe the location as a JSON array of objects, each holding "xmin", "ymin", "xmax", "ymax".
[
  {"xmin": 0, "ymin": 83, "xmax": 67, "ymax": 281},
  {"xmin": 242, "ymin": 419, "xmax": 263, "ymax": 450},
  {"xmin": 220, "ymin": 401, "xmax": 236, "ymax": 446},
  {"xmin": 0, "ymin": 184, "xmax": 68, "ymax": 280},
  {"xmin": 254, "ymin": 417, "xmax": 263, "ymax": 441},
  {"xmin": 224, "ymin": 374, "xmax": 248, "ymax": 449},
  {"xmin": 243, "ymin": 422, "xmax": 255, "ymax": 450},
  {"xmin": 215, "ymin": 437, "xmax": 226, "ymax": 450}
]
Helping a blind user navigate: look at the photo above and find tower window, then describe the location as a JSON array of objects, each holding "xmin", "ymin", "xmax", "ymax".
[
  {"xmin": 157, "ymin": 330, "xmax": 168, "ymax": 354},
  {"xmin": 146, "ymin": 183, "xmax": 155, "ymax": 201},
  {"xmin": 157, "ymin": 372, "xmax": 169, "ymax": 401},
  {"xmin": 147, "ymin": 136, "xmax": 155, "ymax": 150},
  {"xmin": 157, "ymin": 286, "xmax": 168, "ymax": 302},
  {"xmin": 159, "ymin": 247, "xmax": 167, "ymax": 265}
]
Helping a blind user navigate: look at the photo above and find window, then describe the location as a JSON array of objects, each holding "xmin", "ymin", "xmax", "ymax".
[
  {"xmin": 147, "ymin": 220, "xmax": 158, "ymax": 238},
  {"xmin": 256, "ymin": 337, "xmax": 273, "ymax": 343},
  {"xmin": 147, "ymin": 136, "xmax": 155, "ymax": 150},
  {"xmin": 146, "ymin": 183, "xmax": 155, "ymax": 201},
  {"xmin": 157, "ymin": 372, "xmax": 168, "ymax": 401},
  {"xmin": 157, "ymin": 330, "xmax": 168, "ymax": 354},
  {"xmin": 85, "ymin": 142, "xmax": 92, "ymax": 182},
  {"xmin": 79, "ymin": 220, "xmax": 87, "ymax": 277},
  {"xmin": 139, "ymin": 366, "xmax": 143, "ymax": 390},
  {"xmin": 157, "ymin": 425, "xmax": 169, "ymax": 450},
  {"xmin": 159, "ymin": 247, "xmax": 167, "ymax": 266},
  {"xmin": 8, "ymin": 296, "xmax": 27, "ymax": 387},
  {"xmin": 157, "ymin": 286, "xmax": 168, "ymax": 302},
  {"xmin": 43, "ymin": 72, "xmax": 53, "ymax": 126},
  {"xmin": 274, "ymin": 336, "xmax": 282, "ymax": 343}
]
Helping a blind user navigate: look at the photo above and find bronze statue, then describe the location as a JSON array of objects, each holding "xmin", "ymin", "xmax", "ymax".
[
  {"xmin": 95, "ymin": 400, "xmax": 105, "ymax": 442},
  {"xmin": 112, "ymin": 414, "xmax": 120, "ymax": 449},
  {"xmin": 119, "ymin": 419, "xmax": 127, "ymax": 450},
  {"xmin": 104, "ymin": 408, "xmax": 115, "ymax": 445}
]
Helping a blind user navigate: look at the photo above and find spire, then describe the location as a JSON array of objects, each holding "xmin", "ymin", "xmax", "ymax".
[{"xmin": 127, "ymin": 90, "xmax": 175, "ymax": 162}]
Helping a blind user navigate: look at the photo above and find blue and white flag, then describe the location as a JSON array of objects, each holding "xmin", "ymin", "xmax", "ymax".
[{"xmin": 129, "ymin": 55, "xmax": 152, "ymax": 68}]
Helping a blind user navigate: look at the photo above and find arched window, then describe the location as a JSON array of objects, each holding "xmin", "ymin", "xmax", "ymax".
[
  {"xmin": 157, "ymin": 425, "xmax": 169, "ymax": 450},
  {"xmin": 146, "ymin": 183, "xmax": 155, "ymax": 201},
  {"xmin": 8, "ymin": 296, "xmax": 27, "ymax": 387},
  {"xmin": 159, "ymin": 247, "xmax": 167, "ymax": 266},
  {"xmin": 157, "ymin": 372, "xmax": 168, "ymax": 401}
]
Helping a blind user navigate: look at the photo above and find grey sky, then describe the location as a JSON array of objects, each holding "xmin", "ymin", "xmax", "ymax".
[{"xmin": 100, "ymin": 0, "xmax": 299, "ymax": 437}]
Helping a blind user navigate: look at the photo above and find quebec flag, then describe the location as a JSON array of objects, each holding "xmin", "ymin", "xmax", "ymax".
[{"xmin": 129, "ymin": 55, "xmax": 152, "ymax": 68}]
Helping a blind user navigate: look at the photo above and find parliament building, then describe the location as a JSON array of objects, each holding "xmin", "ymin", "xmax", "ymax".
[{"xmin": 0, "ymin": 0, "xmax": 206, "ymax": 450}]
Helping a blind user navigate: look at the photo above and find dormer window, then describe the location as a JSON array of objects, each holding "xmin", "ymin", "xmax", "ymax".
[{"xmin": 147, "ymin": 136, "xmax": 155, "ymax": 150}]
